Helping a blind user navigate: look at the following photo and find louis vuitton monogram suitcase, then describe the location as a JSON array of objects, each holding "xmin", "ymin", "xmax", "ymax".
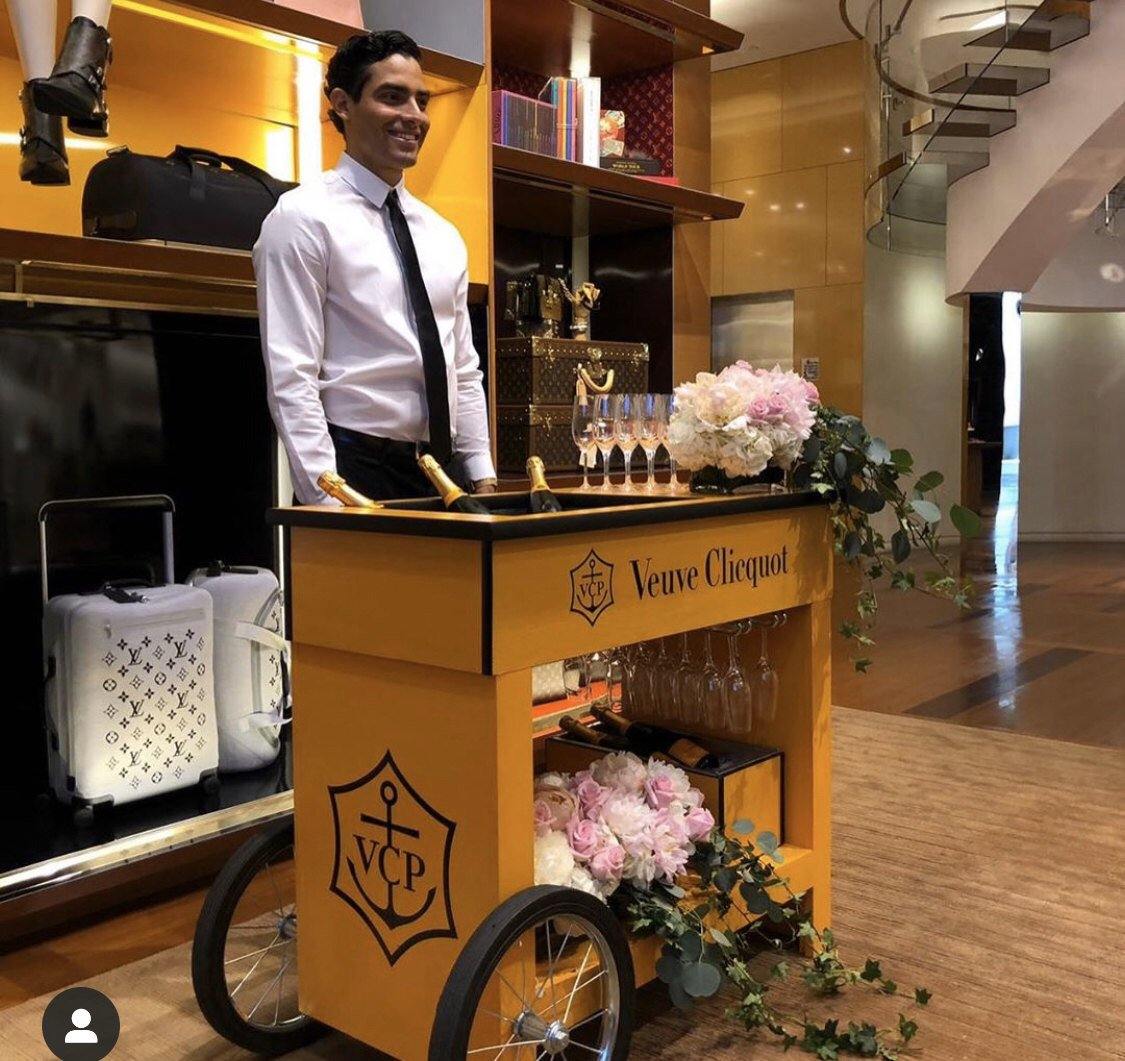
[{"xmin": 40, "ymin": 496, "xmax": 219, "ymax": 819}]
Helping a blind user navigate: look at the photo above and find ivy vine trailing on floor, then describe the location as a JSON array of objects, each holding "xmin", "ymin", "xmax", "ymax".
[
  {"xmin": 792, "ymin": 406, "xmax": 982, "ymax": 672},
  {"xmin": 618, "ymin": 822, "xmax": 932, "ymax": 1059}
]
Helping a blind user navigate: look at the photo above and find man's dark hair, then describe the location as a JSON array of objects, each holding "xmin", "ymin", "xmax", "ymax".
[{"xmin": 324, "ymin": 30, "xmax": 423, "ymax": 135}]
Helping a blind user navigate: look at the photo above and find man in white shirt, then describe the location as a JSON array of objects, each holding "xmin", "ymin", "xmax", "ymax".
[{"xmin": 254, "ymin": 30, "xmax": 497, "ymax": 504}]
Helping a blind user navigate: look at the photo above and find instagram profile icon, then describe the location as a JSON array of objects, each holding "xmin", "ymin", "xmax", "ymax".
[{"xmin": 42, "ymin": 986, "xmax": 120, "ymax": 1059}]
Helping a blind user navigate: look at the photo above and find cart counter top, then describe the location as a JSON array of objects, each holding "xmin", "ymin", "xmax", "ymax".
[{"xmin": 269, "ymin": 488, "xmax": 825, "ymax": 542}]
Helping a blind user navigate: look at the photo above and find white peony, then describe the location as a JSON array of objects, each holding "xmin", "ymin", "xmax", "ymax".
[
  {"xmin": 590, "ymin": 751, "xmax": 647, "ymax": 795},
  {"xmin": 534, "ymin": 830, "xmax": 575, "ymax": 886}
]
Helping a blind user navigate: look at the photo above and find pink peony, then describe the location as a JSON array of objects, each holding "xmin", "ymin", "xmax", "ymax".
[
  {"xmin": 533, "ymin": 799, "xmax": 554, "ymax": 838},
  {"xmin": 534, "ymin": 785, "xmax": 578, "ymax": 831},
  {"xmin": 573, "ymin": 773, "xmax": 611, "ymax": 816},
  {"xmin": 683, "ymin": 804, "xmax": 716, "ymax": 842},
  {"xmin": 599, "ymin": 791, "xmax": 653, "ymax": 848}
]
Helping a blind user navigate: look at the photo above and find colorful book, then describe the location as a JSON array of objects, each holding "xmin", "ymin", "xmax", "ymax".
[{"xmin": 492, "ymin": 90, "xmax": 557, "ymax": 156}]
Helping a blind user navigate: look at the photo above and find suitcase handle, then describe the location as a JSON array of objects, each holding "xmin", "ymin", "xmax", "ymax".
[
  {"xmin": 39, "ymin": 494, "xmax": 176, "ymax": 605},
  {"xmin": 170, "ymin": 146, "xmax": 288, "ymax": 202}
]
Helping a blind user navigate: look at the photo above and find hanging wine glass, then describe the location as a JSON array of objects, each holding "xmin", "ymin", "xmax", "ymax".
[
  {"xmin": 700, "ymin": 629, "xmax": 726, "ymax": 731},
  {"xmin": 615, "ymin": 393, "xmax": 641, "ymax": 491},
  {"xmin": 637, "ymin": 393, "xmax": 665, "ymax": 494},
  {"xmin": 720, "ymin": 622, "xmax": 754, "ymax": 736},
  {"xmin": 631, "ymin": 639, "xmax": 656, "ymax": 718},
  {"xmin": 750, "ymin": 614, "xmax": 784, "ymax": 729},
  {"xmin": 571, "ymin": 395, "xmax": 596, "ymax": 491},
  {"xmin": 654, "ymin": 636, "xmax": 680, "ymax": 724},
  {"xmin": 592, "ymin": 393, "xmax": 619, "ymax": 491},
  {"xmin": 677, "ymin": 632, "xmax": 705, "ymax": 728},
  {"xmin": 615, "ymin": 642, "xmax": 639, "ymax": 714},
  {"xmin": 584, "ymin": 647, "xmax": 611, "ymax": 706}
]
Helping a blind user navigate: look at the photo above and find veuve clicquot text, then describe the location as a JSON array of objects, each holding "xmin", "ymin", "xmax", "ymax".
[
  {"xmin": 590, "ymin": 704, "xmax": 717, "ymax": 769},
  {"xmin": 417, "ymin": 454, "xmax": 490, "ymax": 514},
  {"xmin": 317, "ymin": 471, "xmax": 382, "ymax": 509},
  {"xmin": 559, "ymin": 715, "xmax": 630, "ymax": 750},
  {"xmin": 526, "ymin": 455, "xmax": 564, "ymax": 513}
]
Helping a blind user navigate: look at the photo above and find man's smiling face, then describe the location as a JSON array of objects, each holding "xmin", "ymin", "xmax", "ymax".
[{"xmin": 330, "ymin": 52, "xmax": 431, "ymax": 181}]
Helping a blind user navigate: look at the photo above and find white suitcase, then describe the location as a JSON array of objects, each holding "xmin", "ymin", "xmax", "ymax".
[
  {"xmin": 185, "ymin": 562, "xmax": 288, "ymax": 772},
  {"xmin": 40, "ymin": 496, "xmax": 219, "ymax": 820}
]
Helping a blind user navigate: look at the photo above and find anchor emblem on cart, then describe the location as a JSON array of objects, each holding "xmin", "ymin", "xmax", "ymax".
[
  {"xmin": 328, "ymin": 751, "xmax": 457, "ymax": 965},
  {"xmin": 569, "ymin": 549, "xmax": 615, "ymax": 626}
]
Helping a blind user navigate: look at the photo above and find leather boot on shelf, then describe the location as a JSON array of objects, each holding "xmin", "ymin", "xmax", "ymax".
[
  {"xmin": 30, "ymin": 17, "xmax": 113, "ymax": 126},
  {"xmin": 19, "ymin": 87, "xmax": 69, "ymax": 186},
  {"xmin": 67, "ymin": 89, "xmax": 109, "ymax": 138}
]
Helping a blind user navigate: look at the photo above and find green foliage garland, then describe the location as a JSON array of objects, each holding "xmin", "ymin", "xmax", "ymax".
[
  {"xmin": 792, "ymin": 406, "xmax": 980, "ymax": 671},
  {"xmin": 618, "ymin": 822, "xmax": 931, "ymax": 1058}
]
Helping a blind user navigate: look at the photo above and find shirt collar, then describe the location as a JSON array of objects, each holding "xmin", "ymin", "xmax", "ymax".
[{"xmin": 335, "ymin": 152, "xmax": 406, "ymax": 208}]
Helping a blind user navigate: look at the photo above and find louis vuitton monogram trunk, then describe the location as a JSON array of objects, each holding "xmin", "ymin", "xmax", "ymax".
[
  {"xmin": 496, "ymin": 404, "xmax": 578, "ymax": 473},
  {"xmin": 496, "ymin": 337, "xmax": 649, "ymax": 405}
]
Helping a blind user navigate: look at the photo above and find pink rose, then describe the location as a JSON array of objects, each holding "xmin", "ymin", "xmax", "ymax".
[
  {"xmin": 566, "ymin": 817, "xmax": 602, "ymax": 861},
  {"xmin": 533, "ymin": 799, "xmax": 554, "ymax": 838},
  {"xmin": 644, "ymin": 773, "xmax": 681, "ymax": 811},
  {"xmin": 684, "ymin": 805, "xmax": 715, "ymax": 842},
  {"xmin": 574, "ymin": 775, "xmax": 611, "ymax": 815},
  {"xmin": 589, "ymin": 842, "xmax": 626, "ymax": 883},
  {"xmin": 748, "ymin": 397, "xmax": 772, "ymax": 421}
]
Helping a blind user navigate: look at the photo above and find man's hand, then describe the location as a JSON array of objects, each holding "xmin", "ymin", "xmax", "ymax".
[{"xmin": 473, "ymin": 479, "xmax": 498, "ymax": 495}]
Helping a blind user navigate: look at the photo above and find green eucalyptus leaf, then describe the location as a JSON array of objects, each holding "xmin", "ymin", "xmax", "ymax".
[
  {"xmin": 731, "ymin": 818, "xmax": 755, "ymax": 835},
  {"xmin": 865, "ymin": 437, "xmax": 891, "ymax": 464},
  {"xmin": 655, "ymin": 954, "xmax": 682, "ymax": 984},
  {"xmin": 708, "ymin": 928, "xmax": 731, "ymax": 949},
  {"xmin": 740, "ymin": 883, "xmax": 771, "ymax": 914},
  {"xmin": 853, "ymin": 490, "xmax": 886, "ymax": 514},
  {"xmin": 915, "ymin": 470, "xmax": 944, "ymax": 492},
  {"xmin": 714, "ymin": 867, "xmax": 738, "ymax": 893},
  {"xmin": 678, "ymin": 930, "xmax": 703, "ymax": 962},
  {"xmin": 890, "ymin": 448, "xmax": 913, "ymax": 472},
  {"xmin": 756, "ymin": 830, "xmax": 780, "ymax": 855},
  {"xmin": 833, "ymin": 451, "xmax": 848, "ymax": 479},
  {"xmin": 891, "ymin": 529, "xmax": 911, "ymax": 564},
  {"xmin": 843, "ymin": 531, "xmax": 862, "ymax": 560},
  {"xmin": 668, "ymin": 979, "xmax": 694, "ymax": 1011},
  {"xmin": 911, "ymin": 499, "xmax": 941, "ymax": 524},
  {"xmin": 682, "ymin": 960, "xmax": 723, "ymax": 998},
  {"xmin": 950, "ymin": 503, "xmax": 983, "ymax": 537}
]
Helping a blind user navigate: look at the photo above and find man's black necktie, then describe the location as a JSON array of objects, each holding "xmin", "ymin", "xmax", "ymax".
[{"xmin": 384, "ymin": 189, "xmax": 453, "ymax": 465}]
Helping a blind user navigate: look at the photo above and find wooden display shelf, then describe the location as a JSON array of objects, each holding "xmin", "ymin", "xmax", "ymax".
[
  {"xmin": 491, "ymin": 0, "xmax": 743, "ymax": 78},
  {"xmin": 493, "ymin": 146, "xmax": 743, "ymax": 237},
  {"xmin": 0, "ymin": 229, "xmax": 488, "ymax": 316}
]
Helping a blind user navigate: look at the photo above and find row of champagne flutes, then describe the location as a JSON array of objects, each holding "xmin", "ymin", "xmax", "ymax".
[
  {"xmin": 565, "ymin": 614, "xmax": 786, "ymax": 740},
  {"xmin": 571, "ymin": 392, "xmax": 686, "ymax": 492}
]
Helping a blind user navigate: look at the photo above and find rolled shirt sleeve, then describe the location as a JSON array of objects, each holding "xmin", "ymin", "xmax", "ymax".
[
  {"xmin": 253, "ymin": 202, "xmax": 338, "ymax": 505},
  {"xmin": 451, "ymin": 263, "xmax": 497, "ymax": 483}
]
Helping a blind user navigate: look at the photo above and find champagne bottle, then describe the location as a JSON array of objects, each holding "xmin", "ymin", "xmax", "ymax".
[
  {"xmin": 526, "ymin": 456, "xmax": 564, "ymax": 513},
  {"xmin": 590, "ymin": 704, "xmax": 717, "ymax": 770},
  {"xmin": 559, "ymin": 715, "xmax": 630, "ymax": 750},
  {"xmin": 317, "ymin": 471, "xmax": 382, "ymax": 509},
  {"xmin": 417, "ymin": 454, "xmax": 490, "ymax": 514}
]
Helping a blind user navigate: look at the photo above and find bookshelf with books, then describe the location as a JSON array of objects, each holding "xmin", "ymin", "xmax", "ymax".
[{"xmin": 486, "ymin": 0, "xmax": 745, "ymax": 407}]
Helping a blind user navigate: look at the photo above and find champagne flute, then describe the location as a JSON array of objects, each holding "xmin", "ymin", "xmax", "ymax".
[
  {"xmin": 571, "ymin": 395, "xmax": 595, "ymax": 490},
  {"xmin": 654, "ymin": 636, "xmax": 680, "ymax": 724},
  {"xmin": 637, "ymin": 393, "xmax": 665, "ymax": 494},
  {"xmin": 676, "ymin": 632, "xmax": 704, "ymax": 727},
  {"xmin": 592, "ymin": 393, "xmax": 619, "ymax": 491},
  {"xmin": 661, "ymin": 392, "xmax": 683, "ymax": 493},
  {"xmin": 750, "ymin": 615, "xmax": 783, "ymax": 728},
  {"xmin": 720, "ymin": 622, "xmax": 754, "ymax": 736},
  {"xmin": 615, "ymin": 393, "xmax": 641, "ymax": 491},
  {"xmin": 700, "ymin": 629, "xmax": 726, "ymax": 730}
]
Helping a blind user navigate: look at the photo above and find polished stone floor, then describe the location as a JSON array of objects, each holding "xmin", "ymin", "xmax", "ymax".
[{"xmin": 833, "ymin": 462, "xmax": 1125, "ymax": 749}]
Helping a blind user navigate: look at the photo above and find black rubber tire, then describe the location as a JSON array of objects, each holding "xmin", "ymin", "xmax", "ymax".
[
  {"xmin": 428, "ymin": 885, "xmax": 635, "ymax": 1061},
  {"xmin": 191, "ymin": 818, "xmax": 324, "ymax": 1055}
]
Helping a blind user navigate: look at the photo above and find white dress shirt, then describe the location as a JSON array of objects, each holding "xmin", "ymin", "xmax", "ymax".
[{"xmin": 253, "ymin": 152, "xmax": 495, "ymax": 504}]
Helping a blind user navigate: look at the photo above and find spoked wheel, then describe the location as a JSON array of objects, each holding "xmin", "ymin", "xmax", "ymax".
[
  {"xmin": 429, "ymin": 885, "xmax": 634, "ymax": 1061},
  {"xmin": 192, "ymin": 818, "xmax": 324, "ymax": 1055}
]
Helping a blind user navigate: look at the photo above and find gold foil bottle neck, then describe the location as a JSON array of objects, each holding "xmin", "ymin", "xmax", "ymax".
[
  {"xmin": 417, "ymin": 453, "xmax": 468, "ymax": 505},
  {"xmin": 526, "ymin": 455, "xmax": 550, "ymax": 492},
  {"xmin": 317, "ymin": 471, "xmax": 382, "ymax": 509}
]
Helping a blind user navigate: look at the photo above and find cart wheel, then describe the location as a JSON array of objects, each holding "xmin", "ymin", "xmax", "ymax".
[
  {"xmin": 192, "ymin": 818, "xmax": 323, "ymax": 1055},
  {"xmin": 429, "ymin": 885, "xmax": 634, "ymax": 1061}
]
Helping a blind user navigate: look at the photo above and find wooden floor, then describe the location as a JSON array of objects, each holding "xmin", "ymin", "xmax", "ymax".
[
  {"xmin": 2, "ymin": 538, "xmax": 1123, "ymax": 1053},
  {"xmin": 2, "ymin": 708, "xmax": 1122, "ymax": 1059}
]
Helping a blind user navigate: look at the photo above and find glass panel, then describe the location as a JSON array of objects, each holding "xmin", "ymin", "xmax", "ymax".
[{"xmin": 710, "ymin": 292, "xmax": 795, "ymax": 372}]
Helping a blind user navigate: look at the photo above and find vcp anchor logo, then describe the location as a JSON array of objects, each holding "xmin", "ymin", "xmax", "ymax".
[
  {"xmin": 328, "ymin": 751, "xmax": 457, "ymax": 965},
  {"xmin": 569, "ymin": 548, "xmax": 615, "ymax": 626}
]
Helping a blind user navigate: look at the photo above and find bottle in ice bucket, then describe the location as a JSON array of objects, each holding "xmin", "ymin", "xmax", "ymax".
[
  {"xmin": 417, "ymin": 453, "xmax": 491, "ymax": 514},
  {"xmin": 526, "ymin": 455, "xmax": 564, "ymax": 513},
  {"xmin": 317, "ymin": 471, "xmax": 382, "ymax": 509},
  {"xmin": 590, "ymin": 703, "xmax": 717, "ymax": 770}
]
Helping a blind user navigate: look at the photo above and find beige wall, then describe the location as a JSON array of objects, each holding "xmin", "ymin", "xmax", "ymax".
[{"xmin": 711, "ymin": 41, "xmax": 865, "ymax": 413}]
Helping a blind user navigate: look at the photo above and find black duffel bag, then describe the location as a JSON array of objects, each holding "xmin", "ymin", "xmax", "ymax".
[{"xmin": 82, "ymin": 145, "xmax": 297, "ymax": 251}]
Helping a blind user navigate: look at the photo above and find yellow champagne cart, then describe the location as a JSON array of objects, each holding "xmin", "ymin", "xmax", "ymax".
[{"xmin": 191, "ymin": 490, "xmax": 832, "ymax": 1059}]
